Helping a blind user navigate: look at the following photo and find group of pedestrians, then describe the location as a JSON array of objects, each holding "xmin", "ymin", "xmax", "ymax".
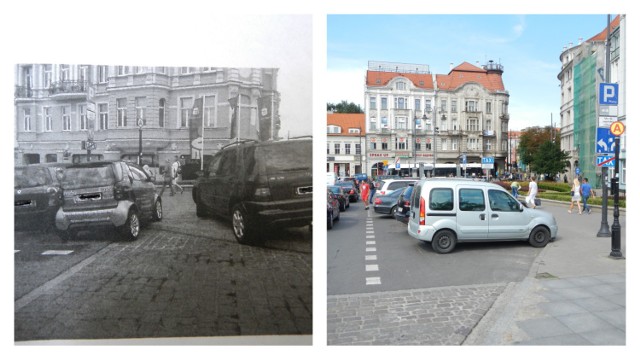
[
  {"xmin": 511, "ymin": 175, "xmax": 596, "ymax": 213},
  {"xmin": 159, "ymin": 156, "xmax": 184, "ymax": 197}
]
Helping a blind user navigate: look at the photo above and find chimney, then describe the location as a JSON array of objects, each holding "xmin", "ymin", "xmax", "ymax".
[{"xmin": 578, "ymin": 37, "xmax": 583, "ymax": 44}]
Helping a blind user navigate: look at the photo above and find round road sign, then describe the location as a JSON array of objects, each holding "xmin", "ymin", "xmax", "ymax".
[{"xmin": 610, "ymin": 121, "xmax": 625, "ymax": 136}]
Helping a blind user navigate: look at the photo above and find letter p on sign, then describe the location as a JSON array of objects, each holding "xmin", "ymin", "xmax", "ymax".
[{"xmin": 599, "ymin": 83, "xmax": 618, "ymax": 105}]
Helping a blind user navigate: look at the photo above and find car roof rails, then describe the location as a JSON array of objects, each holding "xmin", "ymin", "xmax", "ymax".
[{"xmin": 220, "ymin": 138, "xmax": 258, "ymax": 150}]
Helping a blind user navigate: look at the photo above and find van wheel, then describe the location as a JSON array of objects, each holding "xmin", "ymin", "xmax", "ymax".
[
  {"xmin": 431, "ymin": 229, "xmax": 457, "ymax": 254},
  {"xmin": 232, "ymin": 204, "xmax": 260, "ymax": 245},
  {"xmin": 528, "ymin": 226, "xmax": 550, "ymax": 247},
  {"xmin": 119, "ymin": 209, "xmax": 140, "ymax": 241}
]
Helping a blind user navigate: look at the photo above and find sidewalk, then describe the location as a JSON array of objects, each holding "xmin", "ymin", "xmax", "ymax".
[{"xmin": 464, "ymin": 203, "xmax": 626, "ymax": 345}]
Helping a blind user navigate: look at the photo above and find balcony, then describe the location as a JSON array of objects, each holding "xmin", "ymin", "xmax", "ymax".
[
  {"xmin": 500, "ymin": 113, "xmax": 510, "ymax": 120},
  {"xmin": 49, "ymin": 81, "xmax": 89, "ymax": 100},
  {"xmin": 15, "ymin": 86, "xmax": 33, "ymax": 98}
]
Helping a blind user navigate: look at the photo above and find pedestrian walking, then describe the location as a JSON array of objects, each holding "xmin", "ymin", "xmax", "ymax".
[
  {"xmin": 368, "ymin": 179, "xmax": 376, "ymax": 204},
  {"xmin": 171, "ymin": 156, "xmax": 184, "ymax": 195},
  {"xmin": 580, "ymin": 177, "xmax": 596, "ymax": 214},
  {"xmin": 360, "ymin": 180, "xmax": 370, "ymax": 210},
  {"xmin": 510, "ymin": 180, "xmax": 521, "ymax": 198},
  {"xmin": 568, "ymin": 177, "xmax": 582, "ymax": 214},
  {"xmin": 158, "ymin": 159, "xmax": 174, "ymax": 196},
  {"xmin": 526, "ymin": 175, "xmax": 538, "ymax": 209}
]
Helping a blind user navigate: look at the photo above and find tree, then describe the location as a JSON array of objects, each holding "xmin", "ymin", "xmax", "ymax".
[
  {"xmin": 518, "ymin": 126, "xmax": 569, "ymax": 176},
  {"xmin": 327, "ymin": 101, "xmax": 363, "ymax": 113}
]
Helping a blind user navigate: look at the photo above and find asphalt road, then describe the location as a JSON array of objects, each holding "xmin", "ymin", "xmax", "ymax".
[{"xmin": 328, "ymin": 200, "xmax": 542, "ymax": 295}]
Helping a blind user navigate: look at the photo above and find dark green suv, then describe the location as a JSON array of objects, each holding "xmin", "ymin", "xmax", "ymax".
[{"xmin": 192, "ymin": 137, "xmax": 313, "ymax": 245}]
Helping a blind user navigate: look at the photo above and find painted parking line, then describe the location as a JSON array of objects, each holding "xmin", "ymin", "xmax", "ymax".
[
  {"xmin": 41, "ymin": 250, "xmax": 74, "ymax": 256},
  {"xmin": 365, "ymin": 255, "xmax": 377, "ymax": 261},
  {"xmin": 366, "ymin": 277, "xmax": 381, "ymax": 285},
  {"xmin": 365, "ymin": 264, "xmax": 379, "ymax": 272}
]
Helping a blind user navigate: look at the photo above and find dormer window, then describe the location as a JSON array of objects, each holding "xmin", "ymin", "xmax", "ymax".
[
  {"xmin": 396, "ymin": 81, "xmax": 406, "ymax": 90},
  {"xmin": 327, "ymin": 125, "xmax": 341, "ymax": 134},
  {"xmin": 348, "ymin": 128, "xmax": 361, "ymax": 134}
]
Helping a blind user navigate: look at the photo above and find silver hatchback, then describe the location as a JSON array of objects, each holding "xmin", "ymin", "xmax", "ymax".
[{"xmin": 407, "ymin": 178, "xmax": 558, "ymax": 254}]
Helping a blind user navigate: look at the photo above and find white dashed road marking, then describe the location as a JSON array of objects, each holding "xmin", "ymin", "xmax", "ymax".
[
  {"xmin": 365, "ymin": 210, "xmax": 381, "ymax": 286},
  {"xmin": 41, "ymin": 250, "xmax": 74, "ymax": 256}
]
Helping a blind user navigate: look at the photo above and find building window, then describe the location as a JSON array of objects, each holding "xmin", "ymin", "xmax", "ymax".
[
  {"xmin": 136, "ymin": 97, "xmax": 146, "ymax": 125},
  {"xmin": 486, "ymin": 101, "xmax": 492, "ymax": 113},
  {"xmin": 425, "ymin": 99, "xmax": 431, "ymax": 112},
  {"xmin": 99, "ymin": 103, "xmax": 109, "ymax": 130},
  {"xmin": 327, "ymin": 144, "xmax": 330, "ymax": 155},
  {"xmin": 156, "ymin": 67, "xmax": 166, "ymax": 74},
  {"xmin": 345, "ymin": 144, "xmax": 351, "ymax": 155},
  {"xmin": 23, "ymin": 108, "xmax": 31, "ymax": 131},
  {"xmin": 369, "ymin": 118, "xmax": 377, "ymax": 131},
  {"xmin": 355, "ymin": 143, "xmax": 361, "ymax": 155},
  {"xmin": 467, "ymin": 138, "xmax": 478, "ymax": 150},
  {"xmin": 485, "ymin": 119, "xmax": 492, "ymax": 132},
  {"xmin": 334, "ymin": 143, "xmax": 340, "ymax": 154},
  {"xmin": 44, "ymin": 65, "xmax": 52, "ymax": 88},
  {"xmin": 396, "ymin": 138, "xmax": 407, "ymax": 150},
  {"xmin": 467, "ymin": 118, "xmax": 479, "ymax": 132},
  {"xmin": 452, "ymin": 138, "xmax": 458, "ymax": 151},
  {"xmin": 371, "ymin": 142, "xmax": 377, "ymax": 150},
  {"xmin": 62, "ymin": 106, "xmax": 71, "ymax": 131},
  {"xmin": 441, "ymin": 99, "xmax": 447, "ymax": 112},
  {"xmin": 486, "ymin": 140, "xmax": 492, "ymax": 151},
  {"xmin": 181, "ymin": 67, "xmax": 195, "ymax": 74},
  {"xmin": 396, "ymin": 117, "xmax": 407, "ymax": 130},
  {"xmin": 381, "ymin": 97, "xmax": 388, "ymax": 110},
  {"xmin": 396, "ymin": 82, "xmax": 406, "ymax": 90},
  {"xmin": 180, "ymin": 98, "xmax": 192, "ymax": 128},
  {"xmin": 44, "ymin": 107, "xmax": 52, "ymax": 132},
  {"xmin": 327, "ymin": 125, "xmax": 341, "ymax": 134},
  {"xmin": 465, "ymin": 100, "xmax": 477, "ymax": 112},
  {"xmin": 60, "ymin": 65, "xmax": 70, "ymax": 81},
  {"xmin": 381, "ymin": 141, "xmax": 388, "ymax": 150},
  {"xmin": 348, "ymin": 128, "xmax": 360, "ymax": 134},
  {"xmin": 370, "ymin": 96, "xmax": 376, "ymax": 110},
  {"xmin": 117, "ymin": 98, "xmax": 127, "ymax": 127},
  {"xmin": 415, "ymin": 141, "xmax": 421, "ymax": 151},
  {"xmin": 46, "ymin": 154, "xmax": 57, "ymax": 163},
  {"xmin": 425, "ymin": 140, "xmax": 432, "ymax": 151},
  {"xmin": 441, "ymin": 138, "xmax": 448, "ymax": 151},
  {"xmin": 79, "ymin": 104, "xmax": 88, "ymax": 130},
  {"xmin": 158, "ymin": 99, "xmax": 165, "ymax": 128},
  {"xmin": 381, "ymin": 117, "xmax": 388, "ymax": 129},
  {"xmin": 117, "ymin": 66, "xmax": 130, "ymax": 76},
  {"xmin": 394, "ymin": 97, "xmax": 406, "ymax": 109},
  {"xmin": 204, "ymin": 95, "xmax": 216, "ymax": 127},
  {"xmin": 98, "ymin": 66, "xmax": 108, "ymax": 83},
  {"xmin": 451, "ymin": 99, "xmax": 457, "ymax": 112}
]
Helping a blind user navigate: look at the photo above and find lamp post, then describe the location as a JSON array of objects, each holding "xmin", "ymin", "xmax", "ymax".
[
  {"xmin": 413, "ymin": 116, "xmax": 418, "ymax": 177},
  {"xmin": 137, "ymin": 118, "xmax": 143, "ymax": 165},
  {"xmin": 422, "ymin": 113, "xmax": 439, "ymax": 177}
]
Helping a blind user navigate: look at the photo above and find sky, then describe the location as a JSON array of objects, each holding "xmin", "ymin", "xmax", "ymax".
[{"xmin": 327, "ymin": 14, "xmax": 612, "ymax": 131}]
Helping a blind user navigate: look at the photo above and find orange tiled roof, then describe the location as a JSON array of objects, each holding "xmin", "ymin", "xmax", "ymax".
[
  {"xmin": 366, "ymin": 70, "xmax": 434, "ymax": 89},
  {"xmin": 435, "ymin": 62, "xmax": 505, "ymax": 92},
  {"xmin": 327, "ymin": 113, "xmax": 366, "ymax": 135},
  {"xmin": 587, "ymin": 15, "xmax": 620, "ymax": 42}
]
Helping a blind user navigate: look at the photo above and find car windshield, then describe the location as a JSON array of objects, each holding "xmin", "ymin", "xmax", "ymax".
[
  {"xmin": 61, "ymin": 164, "xmax": 116, "ymax": 189},
  {"xmin": 15, "ymin": 167, "xmax": 51, "ymax": 188},
  {"xmin": 262, "ymin": 141, "xmax": 312, "ymax": 173},
  {"xmin": 328, "ymin": 186, "xmax": 342, "ymax": 194},
  {"xmin": 335, "ymin": 182, "xmax": 354, "ymax": 188}
]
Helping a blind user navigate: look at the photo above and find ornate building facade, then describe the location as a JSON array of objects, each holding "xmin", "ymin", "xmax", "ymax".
[
  {"xmin": 363, "ymin": 60, "xmax": 510, "ymax": 178},
  {"xmin": 14, "ymin": 65, "xmax": 280, "ymax": 173}
]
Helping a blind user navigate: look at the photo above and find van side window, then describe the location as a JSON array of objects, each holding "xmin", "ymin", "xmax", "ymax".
[
  {"xmin": 459, "ymin": 188, "xmax": 485, "ymax": 211},
  {"xmin": 429, "ymin": 188, "xmax": 453, "ymax": 211},
  {"xmin": 489, "ymin": 189, "xmax": 520, "ymax": 212}
]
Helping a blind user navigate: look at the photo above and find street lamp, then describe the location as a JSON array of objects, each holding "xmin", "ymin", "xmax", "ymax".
[
  {"xmin": 137, "ymin": 118, "xmax": 144, "ymax": 165},
  {"xmin": 422, "ymin": 113, "xmax": 439, "ymax": 177},
  {"xmin": 413, "ymin": 116, "xmax": 418, "ymax": 177}
]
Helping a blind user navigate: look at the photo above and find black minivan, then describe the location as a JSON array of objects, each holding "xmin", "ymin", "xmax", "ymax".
[{"xmin": 192, "ymin": 137, "xmax": 313, "ymax": 245}]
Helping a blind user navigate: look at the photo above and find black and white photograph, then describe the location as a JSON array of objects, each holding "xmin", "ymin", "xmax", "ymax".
[{"xmin": 5, "ymin": 8, "xmax": 312, "ymax": 347}]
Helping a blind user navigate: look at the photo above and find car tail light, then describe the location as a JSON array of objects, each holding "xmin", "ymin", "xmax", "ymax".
[
  {"xmin": 114, "ymin": 182, "xmax": 130, "ymax": 200},
  {"xmin": 419, "ymin": 196, "xmax": 426, "ymax": 225},
  {"xmin": 254, "ymin": 187, "xmax": 271, "ymax": 200},
  {"xmin": 404, "ymin": 200, "xmax": 410, "ymax": 207},
  {"xmin": 349, "ymin": 189, "xmax": 355, "ymax": 194},
  {"xmin": 374, "ymin": 198, "xmax": 382, "ymax": 205}
]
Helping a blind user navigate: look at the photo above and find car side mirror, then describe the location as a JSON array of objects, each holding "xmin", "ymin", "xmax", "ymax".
[{"xmin": 519, "ymin": 203, "xmax": 524, "ymax": 212}]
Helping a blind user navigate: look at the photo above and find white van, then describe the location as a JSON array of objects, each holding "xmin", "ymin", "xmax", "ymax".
[{"xmin": 407, "ymin": 178, "xmax": 558, "ymax": 254}]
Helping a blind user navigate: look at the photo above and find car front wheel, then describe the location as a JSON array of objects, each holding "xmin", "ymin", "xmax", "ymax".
[
  {"xmin": 152, "ymin": 199, "xmax": 163, "ymax": 221},
  {"xmin": 528, "ymin": 226, "xmax": 550, "ymax": 247}
]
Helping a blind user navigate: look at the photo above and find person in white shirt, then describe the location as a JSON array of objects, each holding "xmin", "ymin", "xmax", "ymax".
[
  {"xmin": 526, "ymin": 175, "xmax": 538, "ymax": 209},
  {"xmin": 171, "ymin": 156, "xmax": 184, "ymax": 195}
]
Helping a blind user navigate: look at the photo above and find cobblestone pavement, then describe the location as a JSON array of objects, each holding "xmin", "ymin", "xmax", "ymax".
[
  {"xmin": 327, "ymin": 283, "xmax": 506, "ymax": 345},
  {"xmin": 15, "ymin": 228, "xmax": 312, "ymax": 342}
]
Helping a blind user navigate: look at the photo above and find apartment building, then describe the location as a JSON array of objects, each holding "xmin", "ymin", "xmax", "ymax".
[
  {"xmin": 363, "ymin": 60, "xmax": 510, "ymax": 178},
  {"xmin": 14, "ymin": 64, "xmax": 280, "ymax": 173},
  {"xmin": 327, "ymin": 113, "xmax": 366, "ymax": 177}
]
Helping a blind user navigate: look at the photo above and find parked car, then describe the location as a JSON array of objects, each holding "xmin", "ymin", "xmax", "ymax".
[
  {"xmin": 335, "ymin": 181, "xmax": 359, "ymax": 202},
  {"xmin": 192, "ymin": 137, "xmax": 312, "ymax": 245},
  {"xmin": 55, "ymin": 161, "xmax": 163, "ymax": 241},
  {"xmin": 376, "ymin": 178, "xmax": 418, "ymax": 196},
  {"xmin": 328, "ymin": 185, "xmax": 349, "ymax": 211},
  {"xmin": 394, "ymin": 183, "xmax": 415, "ymax": 224},
  {"xmin": 14, "ymin": 164, "xmax": 65, "ymax": 231},
  {"xmin": 407, "ymin": 178, "xmax": 558, "ymax": 254},
  {"xmin": 373, "ymin": 187, "xmax": 406, "ymax": 216},
  {"xmin": 327, "ymin": 189, "xmax": 340, "ymax": 229}
]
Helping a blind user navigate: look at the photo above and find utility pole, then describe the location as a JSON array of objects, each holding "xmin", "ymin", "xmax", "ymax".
[{"xmin": 597, "ymin": 15, "xmax": 612, "ymax": 237}]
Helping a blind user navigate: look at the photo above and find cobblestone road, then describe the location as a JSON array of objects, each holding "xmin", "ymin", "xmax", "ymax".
[
  {"xmin": 327, "ymin": 283, "xmax": 506, "ymax": 345},
  {"xmin": 15, "ymin": 228, "xmax": 312, "ymax": 341}
]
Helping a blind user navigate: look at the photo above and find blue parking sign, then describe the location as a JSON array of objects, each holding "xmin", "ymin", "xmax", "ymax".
[{"xmin": 599, "ymin": 83, "xmax": 618, "ymax": 105}]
